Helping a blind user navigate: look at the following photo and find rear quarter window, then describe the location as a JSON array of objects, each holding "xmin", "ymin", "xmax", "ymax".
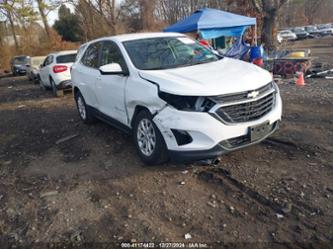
[{"xmin": 56, "ymin": 54, "xmax": 77, "ymax": 64}]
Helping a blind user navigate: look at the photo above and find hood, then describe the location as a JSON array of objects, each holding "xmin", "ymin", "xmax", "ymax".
[{"xmin": 139, "ymin": 58, "xmax": 272, "ymax": 96}]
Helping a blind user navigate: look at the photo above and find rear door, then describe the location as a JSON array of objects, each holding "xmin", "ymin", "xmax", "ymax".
[
  {"xmin": 76, "ymin": 42, "xmax": 103, "ymax": 108},
  {"xmin": 95, "ymin": 40, "xmax": 129, "ymax": 125}
]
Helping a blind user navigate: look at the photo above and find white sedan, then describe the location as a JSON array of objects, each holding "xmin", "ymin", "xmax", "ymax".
[
  {"xmin": 39, "ymin": 50, "xmax": 77, "ymax": 96},
  {"xmin": 277, "ymin": 30, "xmax": 297, "ymax": 43}
]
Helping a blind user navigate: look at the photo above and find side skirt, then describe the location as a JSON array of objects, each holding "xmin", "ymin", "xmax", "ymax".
[{"xmin": 88, "ymin": 106, "xmax": 132, "ymax": 135}]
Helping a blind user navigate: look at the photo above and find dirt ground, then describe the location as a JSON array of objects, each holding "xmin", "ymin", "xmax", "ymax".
[{"xmin": 0, "ymin": 37, "xmax": 332, "ymax": 249}]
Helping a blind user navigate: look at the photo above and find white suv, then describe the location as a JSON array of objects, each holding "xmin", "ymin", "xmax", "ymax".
[
  {"xmin": 39, "ymin": 50, "xmax": 77, "ymax": 96},
  {"xmin": 71, "ymin": 33, "xmax": 282, "ymax": 165}
]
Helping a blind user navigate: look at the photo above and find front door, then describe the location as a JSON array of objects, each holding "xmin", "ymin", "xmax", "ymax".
[{"xmin": 95, "ymin": 41, "xmax": 129, "ymax": 125}]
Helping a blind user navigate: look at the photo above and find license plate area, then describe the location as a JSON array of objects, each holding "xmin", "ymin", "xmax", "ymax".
[{"xmin": 249, "ymin": 121, "xmax": 271, "ymax": 142}]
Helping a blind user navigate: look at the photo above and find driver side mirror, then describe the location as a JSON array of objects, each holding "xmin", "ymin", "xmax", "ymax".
[
  {"xmin": 99, "ymin": 63, "xmax": 128, "ymax": 76},
  {"xmin": 40, "ymin": 64, "xmax": 44, "ymax": 68}
]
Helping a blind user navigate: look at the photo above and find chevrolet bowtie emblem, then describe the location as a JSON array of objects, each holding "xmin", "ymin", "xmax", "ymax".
[{"xmin": 247, "ymin": 90, "xmax": 259, "ymax": 99}]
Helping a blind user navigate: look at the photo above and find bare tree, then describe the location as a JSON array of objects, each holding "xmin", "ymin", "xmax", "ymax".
[
  {"xmin": 304, "ymin": 0, "xmax": 325, "ymax": 25},
  {"xmin": 0, "ymin": 0, "xmax": 19, "ymax": 49},
  {"xmin": 36, "ymin": 0, "xmax": 51, "ymax": 39},
  {"xmin": 139, "ymin": 0, "xmax": 155, "ymax": 30},
  {"xmin": 76, "ymin": 0, "xmax": 119, "ymax": 34},
  {"xmin": 250, "ymin": 0, "xmax": 288, "ymax": 50}
]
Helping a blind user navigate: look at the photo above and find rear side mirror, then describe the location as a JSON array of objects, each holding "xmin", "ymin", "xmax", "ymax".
[{"xmin": 99, "ymin": 63, "xmax": 127, "ymax": 76}]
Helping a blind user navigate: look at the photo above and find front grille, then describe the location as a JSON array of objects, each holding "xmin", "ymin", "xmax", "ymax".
[
  {"xmin": 215, "ymin": 92, "xmax": 275, "ymax": 123},
  {"xmin": 211, "ymin": 82, "xmax": 273, "ymax": 103}
]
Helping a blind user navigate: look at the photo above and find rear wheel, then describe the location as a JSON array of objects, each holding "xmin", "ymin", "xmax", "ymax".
[
  {"xmin": 39, "ymin": 76, "xmax": 46, "ymax": 91},
  {"xmin": 50, "ymin": 78, "xmax": 63, "ymax": 97},
  {"xmin": 133, "ymin": 110, "xmax": 168, "ymax": 165},
  {"xmin": 75, "ymin": 91, "xmax": 94, "ymax": 124},
  {"xmin": 50, "ymin": 79, "xmax": 57, "ymax": 96}
]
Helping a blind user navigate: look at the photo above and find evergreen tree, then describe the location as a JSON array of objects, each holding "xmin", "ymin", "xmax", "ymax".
[{"xmin": 53, "ymin": 5, "xmax": 82, "ymax": 42}]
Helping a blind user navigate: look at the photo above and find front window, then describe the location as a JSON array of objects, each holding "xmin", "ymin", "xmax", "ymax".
[
  {"xmin": 123, "ymin": 36, "xmax": 219, "ymax": 70},
  {"xmin": 100, "ymin": 41, "xmax": 127, "ymax": 71}
]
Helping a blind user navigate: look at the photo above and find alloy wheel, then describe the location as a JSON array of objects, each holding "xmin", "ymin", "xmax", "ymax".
[{"xmin": 137, "ymin": 118, "xmax": 156, "ymax": 156}]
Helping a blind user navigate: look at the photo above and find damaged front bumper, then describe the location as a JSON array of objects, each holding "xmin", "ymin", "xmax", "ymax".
[
  {"xmin": 169, "ymin": 121, "xmax": 279, "ymax": 163},
  {"xmin": 153, "ymin": 93, "xmax": 282, "ymax": 163}
]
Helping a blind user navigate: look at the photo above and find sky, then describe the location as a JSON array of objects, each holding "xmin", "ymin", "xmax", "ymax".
[{"xmin": 47, "ymin": 0, "xmax": 124, "ymax": 25}]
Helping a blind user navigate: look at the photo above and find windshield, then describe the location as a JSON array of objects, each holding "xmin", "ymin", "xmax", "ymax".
[
  {"xmin": 56, "ymin": 53, "xmax": 77, "ymax": 64},
  {"xmin": 13, "ymin": 56, "xmax": 28, "ymax": 65},
  {"xmin": 293, "ymin": 28, "xmax": 304, "ymax": 32},
  {"xmin": 123, "ymin": 37, "xmax": 219, "ymax": 70}
]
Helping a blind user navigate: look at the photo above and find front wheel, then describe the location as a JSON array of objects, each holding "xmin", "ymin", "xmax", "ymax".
[{"xmin": 133, "ymin": 110, "xmax": 168, "ymax": 165}]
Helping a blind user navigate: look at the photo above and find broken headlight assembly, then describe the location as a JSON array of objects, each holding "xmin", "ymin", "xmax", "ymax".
[{"xmin": 158, "ymin": 91, "xmax": 216, "ymax": 112}]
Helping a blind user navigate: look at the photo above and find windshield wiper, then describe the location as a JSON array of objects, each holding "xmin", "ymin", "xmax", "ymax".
[
  {"xmin": 145, "ymin": 66, "xmax": 170, "ymax": 70},
  {"xmin": 190, "ymin": 59, "xmax": 217, "ymax": 66}
]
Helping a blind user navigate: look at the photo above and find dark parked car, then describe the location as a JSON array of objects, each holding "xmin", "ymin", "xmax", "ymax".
[
  {"xmin": 10, "ymin": 55, "xmax": 29, "ymax": 76},
  {"xmin": 316, "ymin": 24, "xmax": 333, "ymax": 36},
  {"xmin": 304, "ymin": 26, "xmax": 322, "ymax": 37},
  {"xmin": 292, "ymin": 28, "xmax": 310, "ymax": 40}
]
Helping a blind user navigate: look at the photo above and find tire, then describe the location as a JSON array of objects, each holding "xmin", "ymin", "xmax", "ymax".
[
  {"xmin": 39, "ymin": 76, "xmax": 46, "ymax": 91},
  {"xmin": 50, "ymin": 78, "xmax": 57, "ymax": 96},
  {"xmin": 75, "ymin": 91, "xmax": 95, "ymax": 124},
  {"xmin": 133, "ymin": 110, "xmax": 168, "ymax": 165}
]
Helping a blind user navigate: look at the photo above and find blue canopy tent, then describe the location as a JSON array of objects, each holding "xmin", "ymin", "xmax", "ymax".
[
  {"xmin": 164, "ymin": 8, "xmax": 258, "ymax": 59},
  {"xmin": 164, "ymin": 8, "xmax": 257, "ymax": 40}
]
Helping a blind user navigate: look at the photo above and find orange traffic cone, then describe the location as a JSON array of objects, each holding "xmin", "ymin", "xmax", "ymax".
[{"xmin": 296, "ymin": 72, "xmax": 305, "ymax": 86}]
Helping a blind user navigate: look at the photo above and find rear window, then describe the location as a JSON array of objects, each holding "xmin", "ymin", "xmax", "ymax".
[{"xmin": 56, "ymin": 54, "xmax": 77, "ymax": 63}]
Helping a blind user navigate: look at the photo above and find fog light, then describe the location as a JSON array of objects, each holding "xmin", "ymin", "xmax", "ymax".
[{"xmin": 171, "ymin": 129, "xmax": 193, "ymax": 146}]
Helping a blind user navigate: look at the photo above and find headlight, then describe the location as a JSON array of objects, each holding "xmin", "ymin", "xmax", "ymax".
[{"xmin": 158, "ymin": 91, "xmax": 215, "ymax": 112}]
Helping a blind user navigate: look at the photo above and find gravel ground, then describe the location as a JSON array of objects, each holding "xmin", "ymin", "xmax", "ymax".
[{"xmin": 0, "ymin": 37, "xmax": 332, "ymax": 249}]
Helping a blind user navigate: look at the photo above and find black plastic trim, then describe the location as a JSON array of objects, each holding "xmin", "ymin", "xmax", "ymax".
[
  {"xmin": 88, "ymin": 106, "xmax": 132, "ymax": 134},
  {"xmin": 169, "ymin": 121, "xmax": 280, "ymax": 163}
]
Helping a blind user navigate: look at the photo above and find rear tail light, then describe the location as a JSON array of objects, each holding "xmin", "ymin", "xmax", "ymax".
[{"xmin": 53, "ymin": 65, "xmax": 68, "ymax": 73}]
